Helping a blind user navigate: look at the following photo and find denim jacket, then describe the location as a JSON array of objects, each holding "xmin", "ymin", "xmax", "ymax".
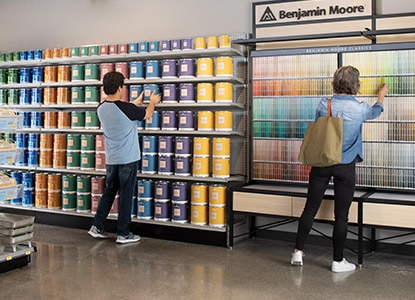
[{"xmin": 315, "ymin": 95, "xmax": 384, "ymax": 164}]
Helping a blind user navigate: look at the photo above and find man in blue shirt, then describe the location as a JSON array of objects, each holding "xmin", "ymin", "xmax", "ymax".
[
  {"xmin": 291, "ymin": 66, "xmax": 389, "ymax": 272},
  {"xmin": 88, "ymin": 71, "xmax": 160, "ymax": 244}
]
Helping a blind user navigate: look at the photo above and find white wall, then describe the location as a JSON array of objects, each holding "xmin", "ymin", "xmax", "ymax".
[{"xmin": 1, "ymin": 0, "xmax": 413, "ymax": 52}]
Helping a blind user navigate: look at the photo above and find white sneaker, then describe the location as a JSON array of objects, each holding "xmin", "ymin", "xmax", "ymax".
[
  {"xmin": 291, "ymin": 250, "xmax": 304, "ymax": 266},
  {"xmin": 116, "ymin": 232, "xmax": 141, "ymax": 244},
  {"xmin": 331, "ymin": 258, "xmax": 356, "ymax": 273}
]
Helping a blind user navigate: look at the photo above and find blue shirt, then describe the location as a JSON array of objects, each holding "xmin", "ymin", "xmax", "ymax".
[
  {"xmin": 97, "ymin": 100, "xmax": 146, "ymax": 165},
  {"xmin": 315, "ymin": 95, "xmax": 384, "ymax": 163}
]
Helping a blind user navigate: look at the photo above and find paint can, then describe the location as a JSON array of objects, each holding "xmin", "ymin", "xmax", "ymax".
[
  {"xmin": 179, "ymin": 59, "xmax": 195, "ymax": 78},
  {"xmin": 197, "ymin": 83, "xmax": 214, "ymax": 103},
  {"xmin": 52, "ymin": 150, "xmax": 66, "ymax": 169},
  {"xmin": 71, "ymin": 65, "xmax": 85, "ymax": 81},
  {"xmin": 53, "ymin": 134, "xmax": 67, "ymax": 150},
  {"xmin": 158, "ymin": 136, "xmax": 174, "ymax": 155},
  {"xmin": 215, "ymin": 111, "xmax": 233, "ymax": 131},
  {"xmin": 30, "ymin": 111, "xmax": 44, "ymax": 128},
  {"xmin": 35, "ymin": 189, "xmax": 47, "ymax": 208},
  {"xmin": 85, "ymin": 64, "xmax": 100, "ymax": 81},
  {"xmin": 171, "ymin": 201, "xmax": 188, "ymax": 223},
  {"xmin": 178, "ymin": 111, "xmax": 194, "ymax": 131},
  {"xmin": 19, "ymin": 68, "xmax": 31, "ymax": 83},
  {"xmin": 179, "ymin": 83, "xmax": 195, "ymax": 103},
  {"xmin": 95, "ymin": 135, "xmax": 105, "ymax": 152},
  {"xmin": 192, "ymin": 157, "xmax": 210, "ymax": 177},
  {"xmin": 212, "ymin": 157, "xmax": 230, "ymax": 178},
  {"xmin": 155, "ymin": 181, "xmax": 170, "ymax": 199},
  {"xmin": 71, "ymin": 111, "xmax": 85, "ymax": 128},
  {"xmin": 95, "ymin": 151, "xmax": 106, "ymax": 171},
  {"xmin": 209, "ymin": 184, "xmax": 227, "ymax": 205},
  {"xmin": 158, "ymin": 155, "xmax": 174, "ymax": 175},
  {"xmin": 109, "ymin": 44, "xmax": 118, "ymax": 55},
  {"xmin": 130, "ymin": 85, "xmax": 143, "ymax": 101},
  {"xmin": 77, "ymin": 175, "xmax": 91, "ymax": 193},
  {"xmin": 19, "ymin": 89, "xmax": 31, "ymax": 104},
  {"xmin": 175, "ymin": 136, "xmax": 191, "ymax": 156},
  {"xmin": 71, "ymin": 47, "xmax": 80, "ymax": 57},
  {"xmin": 71, "ymin": 87, "xmax": 85, "ymax": 103},
  {"xmin": 44, "ymin": 66, "xmax": 57, "ymax": 82},
  {"xmin": 215, "ymin": 82, "xmax": 233, "ymax": 102},
  {"xmin": 66, "ymin": 150, "xmax": 80, "ymax": 169},
  {"xmin": 89, "ymin": 45, "xmax": 100, "ymax": 56},
  {"xmin": 77, "ymin": 193, "xmax": 91, "ymax": 212},
  {"xmin": 32, "ymin": 67, "xmax": 44, "ymax": 83},
  {"xmin": 149, "ymin": 41, "xmax": 160, "ymax": 52},
  {"xmin": 161, "ymin": 111, "xmax": 177, "ymax": 130},
  {"xmin": 62, "ymin": 174, "xmax": 77, "ymax": 192},
  {"xmin": 62, "ymin": 192, "xmax": 77, "ymax": 211},
  {"xmin": 115, "ymin": 62, "xmax": 129, "ymax": 79},
  {"xmin": 39, "ymin": 150, "xmax": 53, "ymax": 167},
  {"xmin": 144, "ymin": 111, "xmax": 160, "ymax": 130},
  {"xmin": 219, "ymin": 35, "xmax": 231, "ymax": 48},
  {"xmin": 191, "ymin": 183, "xmax": 208, "ymax": 204},
  {"xmin": 138, "ymin": 179, "xmax": 154, "ymax": 198},
  {"xmin": 139, "ymin": 41, "xmax": 149, "ymax": 52},
  {"xmin": 137, "ymin": 198, "xmax": 153, "ymax": 219},
  {"xmin": 181, "ymin": 38, "xmax": 193, "ymax": 50},
  {"xmin": 22, "ymin": 189, "xmax": 34, "ymax": 207},
  {"xmin": 129, "ymin": 42, "xmax": 139, "ymax": 53},
  {"xmin": 81, "ymin": 134, "xmax": 95, "ymax": 151},
  {"xmin": 162, "ymin": 84, "xmax": 177, "ymax": 103},
  {"xmin": 141, "ymin": 154, "xmax": 157, "ymax": 174},
  {"xmin": 142, "ymin": 135, "xmax": 158, "ymax": 155},
  {"xmin": 80, "ymin": 46, "xmax": 89, "ymax": 56},
  {"xmin": 100, "ymin": 63, "xmax": 114, "ymax": 80},
  {"xmin": 194, "ymin": 37, "xmax": 206, "ymax": 50},
  {"xmin": 129, "ymin": 61, "xmax": 145, "ymax": 79},
  {"xmin": 154, "ymin": 199, "xmax": 170, "ymax": 221},
  {"xmin": 85, "ymin": 86, "xmax": 99, "ymax": 103},
  {"xmin": 209, "ymin": 205, "xmax": 226, "ymax": 227},
  {"xmin": 80, "ymin": 151, "xmax": 95, "ymax": 170},
  {"xmin": 172, "ymin": 182, "xmax": 188, "ymax": 201},
  {"xmin": 146, "ymin": 60, "xmax": 160, "ymax": 78},
  {"xmin": 27, "ymin": 149, "xmax": 39, "ymax": 167},
  {"xmin": 143, "ymin": 84, "xmax": 160, "ymax": 102},
  {"xmin": 171, "ymin": 39, "xmax": 181, "ymax": 51},
  {"xmin": 57, "ymin": 111, "xmax": 71, "ymax": 128},
  {"xmin": 212, "ymin": 137, "xmax": 230, "ymax": 157},
  {"xmin": 161, "ymin": 40, "xmax": 171, "ymax": 51},
  {"xmin": 85, "ymin": 111, "xmax": 100, "ymax": 129},
  {"xmin": 118, "ymin": 44, "xmax": 128, "ymax": 54},
  {"xmin": 193, "ymin": 137, "xmax": 210, "ymax": 157},
  {"xmin": 191, "ymin": 204, "xmax": 208, "ymax": 225},
  {"xmin": 57, "ymin": 65, "xmax": 71, "ymax": 82},
  {"xmin": 174, "ymin": 156, "xmax": 191, "ymax": 176},
  {"xmin": 207, "ymin": 36, "xmax": 218, "ymax": 48},
  {"xmin": 57, "ymin": 87, "xmax": 70, "ymax": 104},
  {"xmin": 197, "ymin": 58, "xmax": 214, "ymax": 77},
  {"xmin": 197, "ymin": 111, "xmax": 214, "ymax": 131},
  {"xmin": 216, "ymin": 57, "xmax": 233, "ymax": 76},
  {"xmin": 28, "ymin": 133, "xmax": 40, "ymax": 149},
  {"xmin": 161, "ymin": 59, "xmax": 177, "ymax": 78}
]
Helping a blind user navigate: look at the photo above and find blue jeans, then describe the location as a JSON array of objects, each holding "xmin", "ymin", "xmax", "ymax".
[
  {"xmin": 93, "ymin": 160, "xmax": 139, "ymax": 236},
  {"xmin": 295, "ymin": 161, "xmax": 356, "ymax": 261}
]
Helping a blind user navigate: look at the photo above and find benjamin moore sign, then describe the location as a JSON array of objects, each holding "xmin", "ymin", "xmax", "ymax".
[{"xmin": 255, "ymin": 0, "xmax": 372, "ymax": 26}]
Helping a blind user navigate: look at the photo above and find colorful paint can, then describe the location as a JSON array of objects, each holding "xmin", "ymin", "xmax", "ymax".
[
  {"xmin": 155, "ymin": 181, "xmax": 170, "ymax": 199},
  {"xmin": 66, "ymin": 150, "xmax": 80, "ymax": 169},
  {"xmin": 216, "ymin": 57, "xmax": 233, "ymax": 76},
  {"xmin": 71, "ymin": 111, "xmax": 85, "ymax": 128},
  {"xmin": 154, "ymin": 199, "xmax": 170, "ymax": 221},
  {"xmin": 215, "ymin": 82, "xmax": 233, "ymax": 102},
  {"xmin": 158, "ymin": 155, "xmax": 174, "ymax": 175},
  {"xmin": 81, "ymin": 135, "xmax": 95, "ymax": 151},
  {"xmin": 146, "ymin": 60, "xmax": 160, "ymax": 78},
  {"xmin": 85, "ymin": 86, "xmax": 99, "ymax": 103},
  {"xmin": 143, "ymin": 84, "xmax": 160, "ymax": 102},
  {"xmin": 142, "ymin": 135, "xmax": 158, "ymax": 155},
  {"xmin": 179, "ymin": 59, "xmax": 195, "ymax": 78},
  {"xmin": 119, "ymin": 44, "xmax": 129, "ymax": 54},
  {"xmin": 85, "ymin": 111, "xmax": 99, "ymax": 129},
  {"xmin": 71, "ymin": 87, "xmax": 85, "ymax": 103},
  {"xmin": 149, "ymin": 41, "xmax": 160, "ymax": 52},
  {"xmin": 80, "ymin": 46, "xmax": 89, "ymax": 56},
  {"xmin": 161, "ymin": 111, "xmax": 177, "ymax": 130},
  {"xmin": 209, "ymin": 184, "xmax": 227, "ymax": 205},
  {"xmin": 194, "ymin": 37, "xmax": 206, "ymax": 50},
  {"xmin": 98, "ymin": 44, "xmax": 108, "ymax": 55},
  {"xmin": 130, "ymin": 85, "xmax": 143, "ymax": 101},
  {"xmin": 71, "ymin": 47, "xmax": 80, "ymax": 57},
  {"xmin": 57, "ymin": 87, "xmax": 70, "ymax": 104},
  {"xmin": 138, "ymin": 179, "xmax": 154, "ymax": 198},
  {"xmin": 162, "ymin": 84, "xmax": 177, "ymax": 103},
  {"xmin": 95, "ymin": 135, "xmax": 105, "ymax": 152},
  {"xmin": 197, "ymin": 58, "xmax": 214, "ymax": 77},
  {"xmin": 100, "ymin": 63, "xmax": 114, "ymax": 80},
  {"xmin": 219, "ymin": 35, "xmax": 231, "ymax": 48},
  {"xmin": 35, "ymin": 189, "xmax": 47, "ymax": 208},
  {"xmin": 179, "ymin": 83, "xmax": 195, "ymax": 103},
  {"xmin": 85, "ymin": 64, "xmax": 100, "ymax": 81},
  {"xmin": 207, "ymin": 36, "xmax": 218, "ymax": 48},
  {"xmin": 175, "ymin": 136, "xmax": 191, "ymax": 156},
  {"xmin": 174, "ymin": 156, "xmax": 191, "ymax": 176},
  {"xmin": 109, "ymin": 44, "xmax": 118, "ymax": 55},
  {"xmin": 77, "ymin": 193, "xmax": 91, "ymax": 212},
  {"xmin": 52, "ymin": 150, "xmax": 66, "ymax": 168},
  {"xmin": 34, "ymin": 173, "xmax": 47, "ymax": 190},
  {"xmin": 209, "ymin": 205, "xmax": 226, "ymax": 227},
  {"xmin": 62, "ymin": 192, "xmax": 77, "ymax": 211},
  {"xmin": 22, "ymin": 189, "xmax": 34, "ymax": 207},
  {"xmin": 19, "ymin": 89, "xmax": 31, "ymax": 104},
  {"xmin": 171, "ymin": 201, "xmax": 188, "ymax": 223},
  {"xmin": 71, "ymin": 65, "xmax": 85, "ymax": 81},
  {"xmin": 178, "ymin": 111, "xmax": 194, "ymax": 131},
  {"xmin": 53, "ymin": 134, "xmax": 67, "ymax": 150},
  {"xmin": 19, "ymin": 68, "xmax": 31, "ymax": 83},
  {"xmin": 138, "ymin": 198, "xmax": 153, "ymax": 219},
  {"xmin": 44, "ymin": 66, "xmax": 57, "ymax": 82},
  {"xmin": 30, "ymin": 112, "xmax": 44, "ymax": 128},
  {"xmin": 171, "ymin": 39, "xmax": 181, "ymax": 51},
  {"xmin": 141, "ymin": 154, "xmax": 157, "ymax": 174},
  {"xmin": 88, "ymin": 45, "xmax": 99, "ymax": 56},
  {"xmin": 129, "ymin": 42, "xmax": 139, "ymax": 53},
  {"xmin": 215, "ymin": 111, "xmax": 233, "ymax": 131},
  {"xmin": 48, "ymin": 190, "xmax": 62, "ymax": 209},
  {"xmin": 161, "ymin": 59, "xmax": 177, "ymax": 78},
  {"xmin": 172, "ymin": 182, "xmax": 188, "ymax": 201},
  {"xmin": 139, "ymin": 41, "xmax": 149, "ymax": 52},
  {"xmin": 157, "ymin": 136, "xmax": 173, "ymax": 156},
  {"xmin": 181, "ymin": 38, "xmax": 193, "ymax": 50},
  {"xmin": 32, "ymin": 67, "xmax": 44, "ymax": 83},
  {"xmin": 212, "ymin": 137, "xmax": 230, "ymax": 157},
  {"xmin": 62, "ymin": 174, "xmax": 77, "ymax": 192},
  {"xmin": 197, "ymin": 111, "xmax": 214, "ymax": 131},
  {"xmin": 81, "ymin": 151, "xmax": 95, "ymax": 170},
  {"xmin": 27, "ymin": 149, "xmax": 39, "ymax": 167},
  {"xmin": 144, "ymin": 111, "xmax": 160, "ymax": 130},
  {"xmin": 193, "ymin": 137, "xmax": 210, "ymax": 157},
  {"xmin": 197, "ymin": 83, "xmax": 214, "ymax": 103},
  {"xmin": 191, "ymin": 204, "xmax": 208, "ymax": 225},
  {"xmin": 39, "ymin": 150, "xmax": 53, "ymax": 167},
  {"xmin": 192, "ymin": 157, "xmax": 210, "ymax": 177},
  {"xmin": 191, "ymin": 183, "xmax": 208, "ymax": 204},
  {"xmin": 57, "ymin": 65, "xmax": 71, "ymax": 82},
  {"xmin": 44, "ymin": 87, "xmax": 57, "ymax": 104},
  {"xmin": 129, "ymin": 61, "xmax": 145, "ymax": 79},
  {"xmin": 212, "ymin": 157, "xmax": 230, "ymax": 178},
  {"xmin": 77, "ymin": 175, "xmax": 91, "ymax": 193},
  {"xmin": 57, "ymin": 111, "xmax": 71, "ymax": 128},
  {"xmin": 95, "ymin": 151, "xmax": 106, "ymax": 171},
  {"xmin": 115, "ymin": 62, "xmax": 129, "ymax": 79}
]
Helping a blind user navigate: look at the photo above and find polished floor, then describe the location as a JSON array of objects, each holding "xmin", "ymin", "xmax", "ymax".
[{"xmin": 1, "ymin": 224, "xmax": 414, "ymax": 300}]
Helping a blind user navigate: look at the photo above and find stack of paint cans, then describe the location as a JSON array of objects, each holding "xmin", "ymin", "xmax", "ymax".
[
  {"xmin": 34, "ymin": 173, "xmax": 47, "ymax": 208},
  {"xmin": 209, "ymin": 184, "xmax": 226, "ymax": 227},
  {"xmin": 212, "ymin": 137, "xmax": 231, "ymax": 178},
  {"xmin": 62, "ymin": 174, "xmax": 77, "ymax": 211},
  {"xmin": 174, "ymin": 136, "xmax": 192, "ymax": 176},
  {"xmin": 95, "ymin": 135, "xmax": 106, "ymax": 171},
  {"xmin": 77, "ymin": 175, "xmax": 91, "ymax": 212},
  {"xmin": 193, "ymin": 137, "xmax": 210, "ymax": 177},
  {"xmin": 142, "ymin": 135, "xmax": 157, "ymax": 174},
  {"xmin": 48, "ymin": 173, "xmax": 62, "ymax": 209},
  {"xmin": 44, "ymin": 87, "xmax": 57, "ymax": 104},
  {"xmin": 154, "ymin": 180, "xmax": 170, "ymax": 221},
  {"xmin": 39, "ymin": 134, "xmax": 53, "ymax": 168},
  {"xmin": 190, "ymin": 183, "xmax": 208, "ymax": 225},
  {"xmin": 10, "ymin": 171, "xmax": 22, "ymax": 205},
  {"xmin": 80, "ymin": 134, "xmax": 95, "ymax": 171},
  {"xmin": 22, "ymin": 172, "xmax": 34, "ymax": 207},
  {"xmin": 15, "ymin": 133, "xmax": 27, "ymax": 166},
  {"xmin": 137, "ymin": 179, "xmax": 154, "ymax": 219},
  {"xmin": 158, "ymin": 136, "xmax": 174, "ymax": 175},
  {"xmin": 66, "ymin": 134, "xmax": 81, "ymax": 169},
  {"xmin": 91, "ymin": 176, "xmax": 105, "ymax": 214},
  {"xmin": 171, "ymin": 182, "xmax": 189, "ymax": 223},
  {"xmin": 53, "ymin": 134, "xmax": 66, "ymax": 169},
  {"xmin": 27, "ymin": 133, "xmax": 39, "ymax": 167}
]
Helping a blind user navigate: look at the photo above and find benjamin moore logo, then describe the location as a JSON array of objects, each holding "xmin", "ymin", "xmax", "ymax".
[{"xmin": 260, "ymin": 6, "xmax": 277, "ymax": 22}]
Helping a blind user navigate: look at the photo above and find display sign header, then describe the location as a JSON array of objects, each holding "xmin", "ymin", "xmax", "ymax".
[{"xmin": 255, "ymin": 0, "xmax": 372, "ymax": 26}]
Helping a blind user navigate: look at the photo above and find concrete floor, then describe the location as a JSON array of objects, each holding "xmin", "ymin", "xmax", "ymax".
[{"xmin": 1, "ymin": 224, "xmax": 414, "ymax": 300}]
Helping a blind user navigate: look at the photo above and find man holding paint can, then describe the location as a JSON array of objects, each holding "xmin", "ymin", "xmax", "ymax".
[{"xmin": 88, "ymin": 71, "xmax": 160, "ymax": 244}]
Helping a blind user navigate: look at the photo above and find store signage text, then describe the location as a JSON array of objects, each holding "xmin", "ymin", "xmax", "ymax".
[{"xmin": 278, "ymin": 5, "xmax": 364, "ymax": 21}]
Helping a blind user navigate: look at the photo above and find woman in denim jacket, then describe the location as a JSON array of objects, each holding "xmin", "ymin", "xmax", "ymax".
[{"xmin": 291, "ymin": 66, "xmax": 389, "ymax": 273}]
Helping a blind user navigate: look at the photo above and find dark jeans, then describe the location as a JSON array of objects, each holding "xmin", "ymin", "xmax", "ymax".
[
  {"xmin": 295, "ymin": 161, "xmax": 356, "ymax": 261},
  {"xmin": 93, "ymin": 160, "xmax": 139, "ymax": 236}
]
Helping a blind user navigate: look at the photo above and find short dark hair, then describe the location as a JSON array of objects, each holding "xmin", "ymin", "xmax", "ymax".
[
  {"xmin": 332, "ymin": 66, "xmax": 360, "ymax": 95},
  {"xmin": 103, "ymin": 71, "xmax": 124, "ymax": 95}
]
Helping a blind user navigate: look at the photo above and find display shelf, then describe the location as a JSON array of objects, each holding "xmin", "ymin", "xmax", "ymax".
[{"xmin": 0, "ymin": 47, "xmax": 246, "ymax": 69}]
